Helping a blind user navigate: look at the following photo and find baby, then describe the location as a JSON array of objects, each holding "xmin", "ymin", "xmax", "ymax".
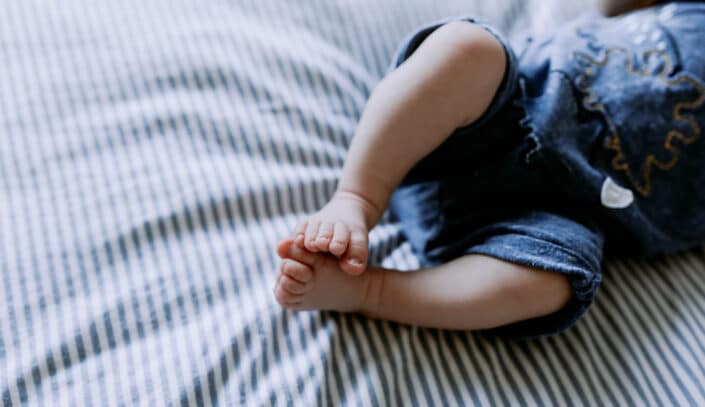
[{"xmin": 273, "ymin": 0, "xmax": 705, "ymax": 340}]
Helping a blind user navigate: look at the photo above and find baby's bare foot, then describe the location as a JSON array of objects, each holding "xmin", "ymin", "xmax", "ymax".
[
  {"xmin": 274, "ymin": 238, "xmax": 380, "ymax": 312},
  {"xmin": 289, "ymin": 190, "xmax": 380, "ymax": 275}
]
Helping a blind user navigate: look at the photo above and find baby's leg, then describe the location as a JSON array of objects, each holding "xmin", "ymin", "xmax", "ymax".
[
  {"xmin": 275, "ymin": 239, "xmax": 572, "ymax": 331},
  {"xmin": 286, "ymin": 21, "xmax": 508, "ymax": 275}
]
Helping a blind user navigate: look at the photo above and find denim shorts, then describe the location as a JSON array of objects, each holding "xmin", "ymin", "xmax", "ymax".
[{"xmin": 387, "ymin": 3, "xmax": 705, "ymax": 340}]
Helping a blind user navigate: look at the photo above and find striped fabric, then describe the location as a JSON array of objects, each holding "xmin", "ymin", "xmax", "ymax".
[{"xmin": 2, "ymin": 0, "xmax": 705, "ymax": 405}]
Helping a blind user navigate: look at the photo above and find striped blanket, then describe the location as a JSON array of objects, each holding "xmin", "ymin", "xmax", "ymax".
[{"xmin": 2, "ymin": 0, "xmax": 705, "ymax": 405}]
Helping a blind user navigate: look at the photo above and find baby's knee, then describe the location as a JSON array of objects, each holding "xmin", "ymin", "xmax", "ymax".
[
  {"xmin": 503, "ymin": 265, "xmax": 574, "ymax": 320},
  {"xmin": 429, "ymin": 21, "xmax": 507, "ymax": 75},
  {"xmin": 541, "ymin": 272, "xmax": 573, "ymax": 314}
]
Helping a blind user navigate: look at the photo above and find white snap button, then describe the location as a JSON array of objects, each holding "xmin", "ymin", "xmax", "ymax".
[{"xmin": 601, "ymin": 177, "xmax": 634, "ymax": 209}]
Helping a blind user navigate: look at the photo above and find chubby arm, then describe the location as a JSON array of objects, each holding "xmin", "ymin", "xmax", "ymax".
[{"xmin": 361, "ymin": 254, "xmax": 573, "ymax": 331}]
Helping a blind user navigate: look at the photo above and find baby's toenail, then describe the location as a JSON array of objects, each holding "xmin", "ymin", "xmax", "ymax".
[
  {"xmin": 347, "ymin": 258, "xmax": 362, "ymax": 265},
  {"xmin": 317, "ymin": 236, "xmax": 329, "ymax": 241}
]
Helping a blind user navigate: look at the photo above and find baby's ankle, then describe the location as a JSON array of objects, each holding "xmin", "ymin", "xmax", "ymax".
[
  {"xmin": 332, "ymin": 188, "xmax": 384, "ymax": 229},
  {"xmin": 357, "ymin": 267, "xmax": 385, "ymax": 315}
]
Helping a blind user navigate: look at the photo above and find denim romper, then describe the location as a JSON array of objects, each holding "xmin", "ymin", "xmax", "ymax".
[{"xmin": 387, "ymin": 2, "xmax": 705, "ymax": 340}]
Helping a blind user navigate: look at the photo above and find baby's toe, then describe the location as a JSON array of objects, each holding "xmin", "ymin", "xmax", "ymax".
[
  {"xmin": 281, "ymin": 274, "xmax": 308, "ymax": 294},
  {"xmin": 274, "ymin": 273, "xmax": 303, "ymax": 307},
  {"xmin": 276, "ymin": 238, "xmax": 294, "ymax": 259},
  {"xmin": 282, "ymin": 240, "xmax": 318, "ymax": 267},
  {"xmin": 303, "ymin": 219, "xmax": 321, "ymax": 252},
  {"xmin": 292, "ymin": 219, "xmax": 308, "ymax": 248},
  {"xmin": 314, "ymin": 221, "xmax": 334, "ymax": 251},
  {"xmin": 340, "ymin": 227, "xmax": 368, "ymax": 275},
  {"xmin": 282, "ymin": 259, "xmax": 313, "ymax": 283},
  {"xmin": 329, "ymin": 221, "xmax": 350, "ymax": 257}
]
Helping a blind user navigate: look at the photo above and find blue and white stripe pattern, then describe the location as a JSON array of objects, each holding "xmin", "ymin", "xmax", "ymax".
[{"xmin": 2, "ymin": 0, "xmax": 704, "ymax": 405}]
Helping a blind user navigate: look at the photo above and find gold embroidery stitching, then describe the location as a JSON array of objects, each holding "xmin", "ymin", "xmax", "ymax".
[{"xmin": 573, "ymin": 47, "xmax": 705, "ymax": 197}]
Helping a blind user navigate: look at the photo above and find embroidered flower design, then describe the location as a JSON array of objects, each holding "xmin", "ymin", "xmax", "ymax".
[{"xmin": 573, "ymin": 47, "xmax": 705, "ymax": 197}]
